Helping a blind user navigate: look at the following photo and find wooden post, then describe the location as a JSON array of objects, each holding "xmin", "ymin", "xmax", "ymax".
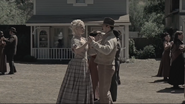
[
  {"xmin": 30, "ymin": 26, "xmax": 33, "ymax": 56},
  {"xmin": 125, "ymin": 25, "xmax": 129, "ymax": 61},
  {"xmin": 183, "ymin": 20, "xmax": 185, "ymax": 42},
  {"xmin": 119, "ymin": 26, "xmax": 125, "ymax": 61}
]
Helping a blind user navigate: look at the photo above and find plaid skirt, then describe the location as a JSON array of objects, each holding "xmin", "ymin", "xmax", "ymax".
[{"xmin": 56, "ymin": 58, "xmax": 94, "ymax": 104}]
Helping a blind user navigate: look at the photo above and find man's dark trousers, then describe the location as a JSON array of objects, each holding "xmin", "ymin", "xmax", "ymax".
[
  {"xmin": 6, "ymin": 53, "xmax": 16, "ymax": 73},
  {"xmin": 110, "ymin": 66, "xmax": 118, "ymax": 101},
  {"xmin": 110, "ymin": 59, "xmax": 121, "ymax": 102},
  {"xmin": 115, "ymin": 59, "xmax": 120, "ymax": 83}
]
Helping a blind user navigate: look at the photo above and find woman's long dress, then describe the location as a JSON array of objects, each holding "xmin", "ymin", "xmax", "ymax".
[
  {"xmin": 157, "ymin": 41, "xmax": 171, "ymax": 77},
  {"xmin": 168, "ymin": 40, "xmax": 184, "ymax": 86},
  {"xmin": 88, "ymin": 46, "xmax": 99, "ymax": 99},
  {"xmin": 0, "ymin": 40, "xmax": 7, "ymax": 73},
  {"xmin": 56, "ymin": 36, "xmax": 94, "ymax": 104}
]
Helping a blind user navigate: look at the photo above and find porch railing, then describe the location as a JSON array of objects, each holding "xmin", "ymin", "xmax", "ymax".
[
  {"xmin": 32, "ymin": 48, "xmax": 74, "ymax": 60},
  {"xmin": 32, "ymin": 47, "xmax": 126, "ymax": 61}
]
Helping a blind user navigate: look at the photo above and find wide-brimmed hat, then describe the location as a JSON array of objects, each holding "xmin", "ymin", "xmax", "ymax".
[
  {"xmin": 9, "ymin": 27, "xmax": 17, "ymax": 33},
  {"xmin": 101, "ymin": 17, "xmax": 115, "ymax": 27}
]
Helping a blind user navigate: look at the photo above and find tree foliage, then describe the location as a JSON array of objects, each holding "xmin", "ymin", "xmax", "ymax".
[
  {"xmin": 0, "ymin": 0, "xmax": 33, "ymax": 25},
  {"xmin": 129, "ymin": 0, "xmax": 146, "ymax": 31},
  {"xmin": 144, "ymin": 0, "xmax": 165, "ymax": 15},
  {"xmin": 0, "ymin": 0, "xmax": 25, "ymax": 24},
  {"xmin": 140, "ymin": 13, "xmax": 165, "ymax": 38},
  {"xmin": 14, "ymin": 0, "xmax": 33, "ymax": 20},
  {"xmin": 129, "ymin": 0, "xmax": 165, "ymax": 58},
  {"xmin": 129, "ymin": 0, "xmax": 165, "ymax": 34}
]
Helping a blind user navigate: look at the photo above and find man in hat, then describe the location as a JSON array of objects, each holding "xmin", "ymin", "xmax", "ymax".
[
  {"xmin": 3, "ymin": 27, "xmax": 18, "ymax": 74},
  {"xmin": 88, "ymin": 17, "xmax": 117, "ymax": 104}
]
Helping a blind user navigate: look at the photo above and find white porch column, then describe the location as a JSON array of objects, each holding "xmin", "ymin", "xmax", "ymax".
[
  {"xmin": 34, "ymin": 26, "xmax": 37, "ymax": 48},
  {"xmin": 125, "ymin": 25, "xmax": 129, "ymax": 61},
  {"xmin": 85, "ymin": 26, "xmax": 88, "ymax": 38},
  {"xmin": 120, "ymin": 26, "xmax": 125, "ymax": 48},
  {"xmin": 119, "ymin": 26, "xmax": 125, "ymax": 61},
  {"xmin": 30, "ymin": 26, "xmax": 33, "ymax": 56}
]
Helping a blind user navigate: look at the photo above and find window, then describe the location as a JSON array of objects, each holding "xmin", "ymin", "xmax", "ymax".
[
  {"xmin": 171, "ymin": 0, "xmax": 179, "ymax": 12},
  {"xmin": 180, "ymin": 0, "xmax": 185, "ymax": 12},
  {"xmin": 39, "ymin": 30, "xmax": 48, "ymax": 48},
  {"xmin": 76, "ymin": 0, "xmax": 85, "ymax": 3}
]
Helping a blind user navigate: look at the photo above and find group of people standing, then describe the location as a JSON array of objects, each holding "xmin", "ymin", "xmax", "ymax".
[
  {"xmin": 56, "ymin": 17, "xmax": 122, "ymax": 104},
  {"xmin": 0, "ymin": 27, "xmax": 18, "ymax": 75},
  {"xmin": 156, "ymin": 31, "xmax": 184, "ymax": 89}
]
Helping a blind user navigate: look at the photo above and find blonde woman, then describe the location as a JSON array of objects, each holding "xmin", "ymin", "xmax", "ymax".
[{"xmin": 56, "ymin": 19, "xmax": 94, "ymax": 104}]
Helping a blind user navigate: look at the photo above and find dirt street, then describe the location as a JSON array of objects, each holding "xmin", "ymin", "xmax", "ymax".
[{"xmin": 0, "ymin": 59, "xmax": 184, "ymax": 103}]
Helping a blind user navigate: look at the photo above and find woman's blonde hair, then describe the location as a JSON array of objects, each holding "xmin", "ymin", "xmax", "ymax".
[{"xmin": 70, "ymin": 19, "xmax": 85, "ymax": 35}]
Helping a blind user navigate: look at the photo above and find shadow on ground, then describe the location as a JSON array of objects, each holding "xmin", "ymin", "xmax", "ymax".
[
  {"xmin": 182, "ymin": 101, "xmax": 185, "ymax": 104},
  {"xmin": 150, "ymin": 75, "xmax": 168, "ymax": 83},
  {"xmin": 157, "ymin": 87, "xmax": 184, "ymax": 94},
  {"xmin": 149, "ymin": 79, "xmax": 168, "ymax": 83},
  {"xmin": 155, "ymin": 58, "xmax": 161, "ymax": 61},
  {"xmin": 15, "ymin": 60, "xmax": 70, "ymax": 65}
]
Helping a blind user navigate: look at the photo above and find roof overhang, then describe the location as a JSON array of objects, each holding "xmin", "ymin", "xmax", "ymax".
[{"xmin": 26, "ymin": 14, "xmax": 131, "ymax": 26}]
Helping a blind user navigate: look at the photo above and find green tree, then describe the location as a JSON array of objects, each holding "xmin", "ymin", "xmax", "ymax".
[
  {"xmin": 14, "ymin": 0, "xmax": 33, "ymax": 20},
  {"xmin": 144, "ymin": 0, "xmax": 165, "ymax": 14},
  {"xmin": 129, "ymin": 0, "xmax": 165, "ymax": 58},
  {"xmin": 140, "ymin": 13, "xmax": 165, "ymax": 38},
  {"xmin": 0, "ymin": 0, "xmax": 27, "ymax": 24},
  {"xmin": 129, "ymin": 0, "xmax": 146, "ymax": 31},
  {"xmin": 140, "ymin": 0, "xmax": 165, "ymax": 38},
  {"xmin": 140, "ymin": 0, "xmax": 165, "ymax": 57}
]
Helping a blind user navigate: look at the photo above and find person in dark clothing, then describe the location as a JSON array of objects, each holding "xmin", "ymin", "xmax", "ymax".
[
  {"xmin": 168, "ymin": 31, "xmax": 184, "ymax": 89},
  {"xmin": 114, "ymin": 30, "xmax": 121, "ymax": 85},
  {"xmin": 3, "ymin": 27, "xmax": 18, "ymax": 74},
  {"xmin": 110, "ymin": 30, "xmax": 121, "ymax": 102},
  {"xmin": 0, "ymin": 31, "xmax": 7, "ymax": 75},
  {"xmin": 57, "ymin": 39, "xmax": 63, "ymax": 48},
  {"xmin": 156, "ymin": 32, "xmax": 173, "ymax": 81},
  {"xmin": 57, "ymin": 39, "xmax": 63, "ymax": 59}
]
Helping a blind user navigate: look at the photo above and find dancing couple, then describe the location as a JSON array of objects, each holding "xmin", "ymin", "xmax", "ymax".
[{"xmin": 56, "ymin": 17, "xmax": 119, "ymax": 104}]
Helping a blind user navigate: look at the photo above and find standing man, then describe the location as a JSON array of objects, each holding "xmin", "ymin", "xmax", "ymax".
[
  {"xmin": 110, "ymin": 30, "xmax": 122, "ymax": 102},
  {"xmin": 88, "ymin": 17, "xmax": 117, "ymax": 104},
  {"xmin": 4, "ymin": 27, "xmax": 18, "ymax": 74}
]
